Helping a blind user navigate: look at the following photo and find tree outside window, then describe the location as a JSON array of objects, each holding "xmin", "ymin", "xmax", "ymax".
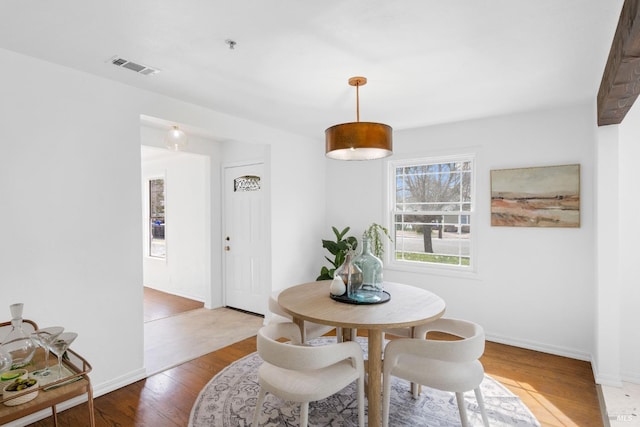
[{"xmin": 390, "ymin": 156, "xmax": 473, "ymax": 268}]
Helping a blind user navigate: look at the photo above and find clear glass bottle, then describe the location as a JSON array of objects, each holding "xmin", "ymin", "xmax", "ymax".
[
  {"xmin": 0, "ymin": 346, "xmax": 11, "ymax": 374},
  {"xmin": 351, "ymin": 237, "xmax": 384, "ymax": 303},
  {"xmin": 334, "ymin": 253, "xmax": 363, "ymax": 299},
  {"xmin": 0, "ymin": 303, "xmax": 37, "ymax": 369}
]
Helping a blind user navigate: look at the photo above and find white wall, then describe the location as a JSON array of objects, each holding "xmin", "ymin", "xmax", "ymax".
[
  {"xmin": 326, "ymin": 104, "xmax": 597, "ymax": 361},
  {"xmin": 221, "ymin": 140, "xmax": 268, "ymax": 164},
  {"xmin": 221, "ymin": 134, "xmax": 328, "ymax": 292},
  {"xmin": 1, "ymin": 48, "xmax": 148, "ymax": 404},
  {"xmin": 141, "ymin": 145, "xmax": 210, "ymax": 303},
  {"xmin": 0, "ymin": 47, "xmax": 323, "ymax": 422},
  {"xmin": 613, "ymin": 102, "xmax": 640, "ymax": 384},
  {"xmin": 595, "ymin": 124, "xmax": 621, "ymax": 386},
  {"xmin": 270, "ymin": 137, "xmax": 327, "ymax": 290}
]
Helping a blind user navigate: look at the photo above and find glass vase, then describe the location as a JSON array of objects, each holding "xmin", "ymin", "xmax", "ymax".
[
  {"xmin": 334, "ymin": 253, "xmax": 363, "ymax": 299},
  {"xmin": 351, "ymin": 237, "xmax": 384, "ymax": 303},
  {"xmin": 0, "ymin": 303, "xmax": 37, "ymax": 369}
]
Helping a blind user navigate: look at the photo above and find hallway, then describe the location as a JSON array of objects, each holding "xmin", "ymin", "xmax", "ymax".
[{"xmin": 143, "ymin": 287, "xmax": 263, "ymax": 375}]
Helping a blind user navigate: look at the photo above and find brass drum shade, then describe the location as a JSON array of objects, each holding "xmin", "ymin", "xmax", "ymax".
[{"xmin": 325, "ymin": 122, "xmax": 393, "ymax": 160}]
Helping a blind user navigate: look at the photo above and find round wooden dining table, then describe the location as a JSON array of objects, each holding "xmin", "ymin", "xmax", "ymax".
[{"xmin": 278, "ymin": 280, "xmax": 446, "ymax": 427}]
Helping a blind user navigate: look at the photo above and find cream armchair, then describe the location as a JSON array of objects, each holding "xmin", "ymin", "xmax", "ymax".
[
  {"xmin": 252, "ymin": 322, "xmax": 365, "ymax": 427},
  {"xmin": 382, "ymin": 318, "xmax": 490, "ymax": 427}
]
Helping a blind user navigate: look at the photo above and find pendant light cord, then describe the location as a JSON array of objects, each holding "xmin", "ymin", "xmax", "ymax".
[{"xmin": 355, "ymin": 82, "xmax": 360, "ymax": 122}]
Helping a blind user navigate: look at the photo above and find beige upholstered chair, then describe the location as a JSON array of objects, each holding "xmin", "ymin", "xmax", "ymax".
[
  {"xmin": 252, "ymin": 322, "xmax": 365, "ymax": 427},
  {"xmin": 382, "ymin": 318, "xmax": 490, "ymax": 427},
  {"xmin": 268, "ymin": 290, "xmax": 335, "ymax": 341}
]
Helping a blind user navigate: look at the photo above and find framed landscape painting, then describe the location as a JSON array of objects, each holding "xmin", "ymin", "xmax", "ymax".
[{"xmin": 490, "ymin": 164, "xmax": 580, "ymax": 227}]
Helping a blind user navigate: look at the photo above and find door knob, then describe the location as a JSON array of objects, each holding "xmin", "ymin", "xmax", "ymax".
[{"xmin": 225, "ymin": 245, "xmax": 231, "ymax": 251}]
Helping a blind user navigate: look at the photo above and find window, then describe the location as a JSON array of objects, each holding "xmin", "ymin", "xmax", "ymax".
[
  {"xmin": 149, "ymin": 178, "xmax": 165, "ymax": 258},
  {"xmin": 234, "ymin": 175, "xmax": 261, "ymax": 192},
  {"xmin": 389, "ymin": 155, "xmax": 473, "ymax": 270}
]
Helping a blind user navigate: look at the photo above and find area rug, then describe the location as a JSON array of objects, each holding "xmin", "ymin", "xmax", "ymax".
[{"xmin": 189, "ymin": 337, "xmax": 540, "ymax": 426}]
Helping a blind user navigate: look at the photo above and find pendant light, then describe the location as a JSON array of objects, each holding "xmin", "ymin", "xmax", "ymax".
[
  {"xmin": 325, "ymin": 76, "xmax": 392, "ymax": 160},
  {"xmin": 165, "ymin": 125, "xmax": 188, "ymax": 151}
]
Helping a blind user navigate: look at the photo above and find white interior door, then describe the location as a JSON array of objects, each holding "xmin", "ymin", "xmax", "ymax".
[{"xmin": 223, "ymin": 163, "xmax": 268, "ymax": 315}]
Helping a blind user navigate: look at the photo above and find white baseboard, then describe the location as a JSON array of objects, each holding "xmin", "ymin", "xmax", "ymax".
[
  {"xmin": 486, "ymin": 332, "xmax": 591, "ymax": 361},
  {"xmin": 593, "ymin": 364, "xmax": 624, "ymax": 387},
  {"xmin": 92, "ymin": 367, "xmax": 148, "ymax": 397},
  {"xmin": 507, "ymin": 340, "xmax": 640, "ymax": 388}
]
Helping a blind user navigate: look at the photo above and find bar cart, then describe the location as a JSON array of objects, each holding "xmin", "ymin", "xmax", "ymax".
[{"xmin": 0, "ymin": 320, "xmax": 94, "ymax": 426}]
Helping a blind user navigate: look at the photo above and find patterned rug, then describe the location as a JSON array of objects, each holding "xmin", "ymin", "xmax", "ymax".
[{"xmin": 189, "ymin": 337, "xmax": 540, "ymax": 426}]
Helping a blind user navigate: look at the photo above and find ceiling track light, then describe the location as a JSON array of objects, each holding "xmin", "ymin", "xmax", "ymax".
[{"xmin": 325, "ymin": 76, "xmax": 393, "ymax": 161}]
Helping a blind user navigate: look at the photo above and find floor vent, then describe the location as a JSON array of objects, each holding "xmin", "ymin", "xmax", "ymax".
[{"xmin": 109, "ymin": 56, "xmax": 160, "ymax": 76}]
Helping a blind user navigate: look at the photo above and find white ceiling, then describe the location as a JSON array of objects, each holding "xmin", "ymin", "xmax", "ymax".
[{"xmin": 0, "ymin": 1, "xmax": 624, "ymax": 139}]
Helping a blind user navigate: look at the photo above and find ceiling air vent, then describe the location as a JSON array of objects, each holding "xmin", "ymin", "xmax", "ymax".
[{"xmin": 109, "ymin": 56, "xmax": 160, "ymax": 76}]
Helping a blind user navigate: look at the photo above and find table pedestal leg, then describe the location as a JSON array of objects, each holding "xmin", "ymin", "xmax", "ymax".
[
  {"xmin": 292, "ymin": 317, "xmax": 306, "ymax": 343},
  {"xmin": 367, "ymin": 329, "xmax": 383, "ymax": 427}
]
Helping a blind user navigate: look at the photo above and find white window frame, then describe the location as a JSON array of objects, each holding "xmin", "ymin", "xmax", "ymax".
[{"xmin": 385, "ymin": 153, "xmax": 477, "ymax": 277}]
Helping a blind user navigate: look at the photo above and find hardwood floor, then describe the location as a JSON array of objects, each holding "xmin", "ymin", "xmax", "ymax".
[
  {"xmin": 143, "ymin": 287, "xmax": 204, "ymax": 322},
  {"xmin": 482, "ymin": 341, "xmax": 602, "ymax": 426},
  {"xmin": 27, "ymin": 290, "xmax": 604, "ymax": 426}
]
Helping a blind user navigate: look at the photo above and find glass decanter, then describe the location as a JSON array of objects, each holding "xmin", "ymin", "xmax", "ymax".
[
  {"xmin": 0, "ymin": 303, "xmax": 37, "ymax": 369},
  {"xmin": 351, "ymin": 236, "xmax": 384, "ymax": 303}
]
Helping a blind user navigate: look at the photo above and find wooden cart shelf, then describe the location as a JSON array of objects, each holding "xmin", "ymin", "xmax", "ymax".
[{"xmin": 0, "ymin": 320, "xmax": 94, "ymax": 426}]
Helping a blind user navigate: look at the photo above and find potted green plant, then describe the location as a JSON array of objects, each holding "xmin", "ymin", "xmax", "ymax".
[
  {"xmin": 363, "ymin": 223, "xmax": 393, "ymax": 259},
  {"xmin": 316, "ymin": 226, "xmax": 358, "ymax": 281}
]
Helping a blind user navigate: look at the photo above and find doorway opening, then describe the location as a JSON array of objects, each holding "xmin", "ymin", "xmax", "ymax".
[
  {"xmin": 141, "ymin": 145, "xmax": 210, "ymax": 304},
  {"xmin": 141, "ymin": 142, "xmax": 211, "ymax": 374}
]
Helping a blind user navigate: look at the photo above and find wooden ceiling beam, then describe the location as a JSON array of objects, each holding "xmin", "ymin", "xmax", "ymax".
[{"xmin": 598, "ymin": 0, "xmax": 640, "ymax": 126}]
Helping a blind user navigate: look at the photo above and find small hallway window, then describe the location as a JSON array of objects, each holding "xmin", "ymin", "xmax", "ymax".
[{"xmin": 149, "ymin": 178, "xmax": 166, "ymax": 258}]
